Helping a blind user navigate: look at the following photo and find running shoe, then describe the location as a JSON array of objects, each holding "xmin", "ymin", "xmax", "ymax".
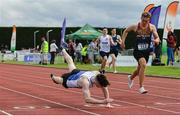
[
  {"xmin": 50, "ymin": 74, "xmax": 59, "ymax": 84},
  {"xmin": 128, "ymin": 75, "xmax": 133, "ymax": 89},
  {"xmin": 139, "ymin": 87, "xmax": 148, "ymax": 94}
]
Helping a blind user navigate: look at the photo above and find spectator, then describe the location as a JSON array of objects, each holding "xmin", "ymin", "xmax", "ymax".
[
  {"xmin": 75, "ymin": 42, "xmax": 83, "ymax": 62},
  {"xmin": 67, "ymin": 40, "xmax": 76, "ymax": 61},
  {"xmin": 40, "ymin": 37, "xmax": 49, "ymax": 65},
  {"xmin": 50, "ymin": 40, "xmax": 58, "ymax": 64},
  {"xmin": 166, "ymin": 31, "xmax": 177, "ymax": 65},
  {"xmin": 88, "ymin": 39, "xmax": 97, "ymax": 64}
]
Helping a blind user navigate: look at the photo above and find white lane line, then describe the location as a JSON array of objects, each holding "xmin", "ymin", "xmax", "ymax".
[
  {"xmin": 1, "ymin": 65, "xmax": 180, "ymax": 85},
  {"xmin": 0, "ymin": 77, "xmax": 180, "ymax": 114},
  {"xmin": 0, "ymin": 109, "xmax": 12, "ymax": 116},
  {"xmin": 0, "ymin": 86, "xmax": 100, "ymax": 115},
  {"xmin": 2, "ymin": 73, "xmax": 180, "ymax": 102},
  {"xmin": 155, "ymin": 102, "xmax": 180, "ymax": 105},
  {"xmin": 0, "ymin": 68, "xmax": 179, "ymax": 93},
  {"xmin": 2, "ymin": 69, "xmax": 180, "ymax": 94}
]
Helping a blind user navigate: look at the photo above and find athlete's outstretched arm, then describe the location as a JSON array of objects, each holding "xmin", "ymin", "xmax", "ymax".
[
  {"xmin": 101, "ymin": 87, "xmax": 110, "ymax": 99},
  {"xmin": 121, "ymin": 25, "xmax": 136, "ymax": 49},
  {"xmin": 81, "ymin": 78, "xmax": 113, "ymax": 104}
]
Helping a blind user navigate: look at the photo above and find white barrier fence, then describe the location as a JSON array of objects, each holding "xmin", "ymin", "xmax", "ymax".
[{"xmin": 107, "ymin": 54, "xmax": 153, "ymax": 66}]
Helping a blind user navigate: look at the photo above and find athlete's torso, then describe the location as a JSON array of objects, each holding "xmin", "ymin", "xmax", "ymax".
[
  {"xmin": 66, "ymin": 71, "xmax": 97, "ymax": 88},
  {"xmin": 134, "ymin": 23, "xmax": 152, "ymax": 52},
  {"xmin": 99, "ymin": 35, "xmax": 111, "ymax": 52}
]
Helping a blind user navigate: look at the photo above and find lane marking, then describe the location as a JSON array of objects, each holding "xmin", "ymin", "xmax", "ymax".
[
  {"xmin": 0, "ymin": 68, "xmax": 180, "ymax": 92},
  {"xmin": 12, "ymin": 105, "xmax": 51, "ymax": 111},
  {"xmin": 84, "ymin": 103, "xmax": 121, "ymax": 108},
  {"xmin": 1, "ymin": 71, "xmax": 180, "ymax": 101},
  {"xmin": 0, "ymin": 77, "xmax": 180, "ymax": 114},
  {"xmin": 155, "ymin": 102, "xmax": 180, "ymax": 105},
  {"xmin": 0, "ymin": 86, "xmax": 99, "ymax": 115},
  {"xmin": 0, "ymin": 109, "xmax": 12, "ymax": 116}
]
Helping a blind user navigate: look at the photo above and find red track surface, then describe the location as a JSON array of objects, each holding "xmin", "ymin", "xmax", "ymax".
[{"xmin": 0, "ymin": 63, "xmax": 180, "ymax": 115}]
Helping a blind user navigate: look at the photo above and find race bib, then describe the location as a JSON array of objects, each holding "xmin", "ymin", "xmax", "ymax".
[{"xmin": 138, "ymin": 43, "xmax": 149, "ymax": 50}]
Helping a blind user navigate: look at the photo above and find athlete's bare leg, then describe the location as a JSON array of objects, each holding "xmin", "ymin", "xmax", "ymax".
[
  {"xmin": 61, "ymin": 49, "xmax": 76, "ymax": 72},
  {"xmin": 110, "ymin": 54, "xmax": 117, "ymax": 72},
  {"xmin": 100, "ymin": 56, "xmax": 108, "ymax": 71},
  {"xmin": 138, "ymin": 58, "xmax": 146, "ymax": 88},
  {"xmin": 50, "ymin": 48, "xmax": 76, "ymax": 84}
]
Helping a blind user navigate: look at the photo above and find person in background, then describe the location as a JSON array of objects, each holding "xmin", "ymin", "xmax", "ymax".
[
  {"xmin": 88, "ymin": 39, "xmax": 97, "ymax": 64},
  {"xmin": 75, "ymin": 42, "xmax": 83, "ymax": 62},
  {"xmin": 166, "ymin": 31, "xmax": 177, "ymax": 66},
  {"xmin": 50, "ymin": 40, "xmax": 58, "ymax": 64},
  {"xmin": 109, "ymin": 28, "xmax": 122, "ymax": 73},
  {"xmin": 97, "ymin": 28, "xmax": 115, "ymax": 74},
  {"xmin": 0, "ymin": 44, "xmax": 5, "ymax": 62},
  {"xmin": 40, "ymin": 37, "xmax": 49, "ymax": 65},
  {"xmin": 67, "ymin": 39, "xmax": 76, "ymax": 61}
]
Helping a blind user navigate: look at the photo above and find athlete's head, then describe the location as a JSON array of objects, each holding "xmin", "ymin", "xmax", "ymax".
[
  {"xmin": 96, "ymin": 74, "xmax": 110, "ymax": 87},
  {"xmin": 111, "ymin": 28, "xmax": 116, "ymax": 35},
  {"xmin": 141, "ymin": 12, "xmax": 151, "ymax": 25},
  {"xmin": 102, "ymin": 27, "xmax": 108, "ymax": 35}
]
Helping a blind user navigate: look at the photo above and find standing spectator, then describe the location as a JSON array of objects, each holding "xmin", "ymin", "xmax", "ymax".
[
  {"xmin": 67, "ymin": 40, "xmax": 76, "ymax": 61},
  {"xmin": 40, "ymin": 37, "xmax": 49, "ymax": 65},
  {"xmin": 50, "ymin": 40, "xmax": 58, "ymax": 64},
  {"xmin": 0, "ymin": 44, "xmax": 5, "ymax": 62},
  {"xmin": 174, "ymin": 46, "xmax": 180, "ymax": 62},
  {"xmin": 88, "ymin": 39, "xmax": 97, "ymax": 64},
  {"xmin": 75, "ymin": 42, "xmax": 83, "ymax": 62},
  {"xmin": 166, "ymin": 31, "xmax": 177, "ymax": 65}
]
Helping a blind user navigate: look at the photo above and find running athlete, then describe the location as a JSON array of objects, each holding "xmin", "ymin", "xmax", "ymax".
[
  {"xmin": 97, "ymin": 28, "xmax": 115, "ymax": 74},
  {"xmin": 50, "ymin": 47, "xmax": 113, "ymax": 106},
  {"xmin": 109, "ymin": 28, "xmax": 122, "ymax": 73},
  {"xmin": 121, "ymin": 12, "xmax": 160, "ymax": 94}
]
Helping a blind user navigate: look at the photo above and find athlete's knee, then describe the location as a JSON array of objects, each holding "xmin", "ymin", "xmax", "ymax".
[{"xmin": 139, "ymin": 60, "xmax": 146, "ymax": 68}]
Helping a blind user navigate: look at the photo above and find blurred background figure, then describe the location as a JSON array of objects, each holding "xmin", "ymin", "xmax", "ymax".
[
  {"xmin": 88, "ymin": 39, "xmax": 97, "ymax": 64},
  {"xmin": 75, "ymin": 41, "xmax": 83, "ymax": 62},
  {"xmin": 50, "ymin": 40, "xmax": 58, "ymax": 64},
  {"xmin": 67, "ymin": 39, "xmax": 76, "ymax": 61},
  {"xmin": 40, "ymin": 37, "xmax": 49, "ymax": 65},
  {"xmin": 166, "ymin": 31, "xmax": 177, "ymax": 66}
]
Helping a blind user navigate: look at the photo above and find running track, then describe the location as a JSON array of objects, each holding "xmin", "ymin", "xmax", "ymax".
[{"xmin": 0, "ymin": 63, "xmax": 180, "ymax": 115}]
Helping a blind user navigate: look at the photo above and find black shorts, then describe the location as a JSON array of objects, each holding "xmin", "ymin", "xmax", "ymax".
[
  {"xmin": 110, "ymin": 48, "xmax": 119, "ymax": 57},
  {"xmin": 133, "ymin": 50, "xmax": 150, "ymax": 63},
  {"xmin": 62, "ymin": 69, "xmax": 80, "ymax": 88},
  {"xmin": 100, "ymin": 51, "xmax": 109, "ymax": 58}
]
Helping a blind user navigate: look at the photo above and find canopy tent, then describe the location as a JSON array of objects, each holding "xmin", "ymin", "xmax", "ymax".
[{"xmin": 66, "ymin": 24, "xmax": 102, "ymax": 40}]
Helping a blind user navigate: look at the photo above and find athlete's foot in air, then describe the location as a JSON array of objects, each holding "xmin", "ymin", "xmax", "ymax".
[{"xmin": 50, "ymin": 74, "xmax": 59, "ymax": 84}]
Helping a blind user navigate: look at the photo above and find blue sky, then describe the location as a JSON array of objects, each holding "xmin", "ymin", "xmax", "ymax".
[{"xmin": 0, "ymin": 0, "xmax": 180, "ymax": 29}]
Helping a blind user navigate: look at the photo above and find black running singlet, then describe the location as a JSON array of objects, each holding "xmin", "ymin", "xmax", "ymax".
[{"xmin": 134, "ymin": 23, "xmax": 152, "ymax": 52}]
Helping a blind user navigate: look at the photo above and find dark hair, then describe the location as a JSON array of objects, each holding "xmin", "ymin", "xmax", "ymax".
[
  {"xmin": 96, "ymin": 74, "xmax": 110, "ymax": 87},
  {"xmin": 141, "ymin": 12, "xmax": 151, "ymax": 18}
]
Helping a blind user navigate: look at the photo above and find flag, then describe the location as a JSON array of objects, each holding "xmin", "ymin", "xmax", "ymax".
[
  {"xmin": 149, "ymin": 6, "xmax": 161, "ymax": 29},
  {"xmin": 10, "ymin": 25, "xmax": 16, "ymax": 52},
  {"xmin": 144, "ymin": 4, "xmax": 155, "ymax": 12},
  {"xmin": 162, "ymin": 1, "xmax": 179, "ymax": 54},
  {"xmin": 60, "ymin": 18, "xmax": 66, "ymax": 47}
]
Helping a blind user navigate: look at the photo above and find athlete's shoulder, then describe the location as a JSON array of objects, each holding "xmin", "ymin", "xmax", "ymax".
[
  {"xmin": 149, "ymin": 23, "xmax": 156, "ymax": 31},
  {"xmin": 126, "ymin": 24, "xmax": 137, "ymax": 32}
]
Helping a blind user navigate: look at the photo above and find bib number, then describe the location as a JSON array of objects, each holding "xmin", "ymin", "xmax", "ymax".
[{"xmin": 138, "ymin": 43, "xmax": 149, "ymax": 50}]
